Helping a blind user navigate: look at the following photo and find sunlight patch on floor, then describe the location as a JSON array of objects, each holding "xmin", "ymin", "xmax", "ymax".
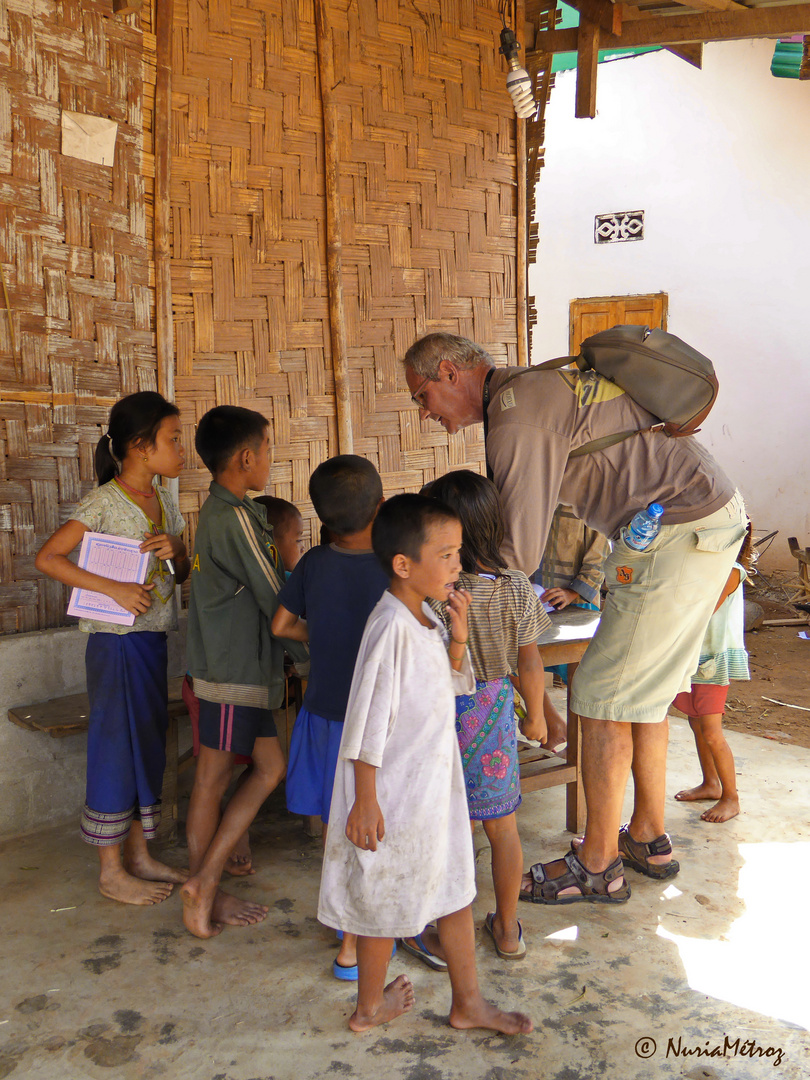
[{"xmin": 657, "ymin": 841, "xmax": 810, "ymax": 1030}]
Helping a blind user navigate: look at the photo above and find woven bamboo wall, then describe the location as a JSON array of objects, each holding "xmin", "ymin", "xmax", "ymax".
[
  {"xmin": 172, "ymin": 0, "xmax": 522, "ymax": 551},
  {"xmin": 0, "ymin": 0, "xmax": 152, "ymax": 634}
]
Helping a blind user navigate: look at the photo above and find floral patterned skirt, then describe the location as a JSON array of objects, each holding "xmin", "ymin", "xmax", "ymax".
[{"xmin": 455, "ymin": 676, "xmax": 521, "ymax": 820}]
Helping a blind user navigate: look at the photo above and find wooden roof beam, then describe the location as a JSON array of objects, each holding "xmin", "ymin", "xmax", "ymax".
[
  {"xmin": 565, "ymin": 0, "xmax": 623, "ymax": 36},
  {"xmin": 576, "ymin": 20, "xmax": 601, "ymax": 117},
  {"xmin": 666, "ymin": 42, "xmax": 704, "ymax": 67},
  {"xmin": 529, "ymin": 3, "xmax": 810, "ymax": 51}
]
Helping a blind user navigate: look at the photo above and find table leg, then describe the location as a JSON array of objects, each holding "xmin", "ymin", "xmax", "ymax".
[{"xmin": 565, "ymin": 661, "xmax": 585, "ymax": 834}]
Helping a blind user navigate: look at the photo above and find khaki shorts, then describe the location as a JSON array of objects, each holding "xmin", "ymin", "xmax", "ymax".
[{"xmin": 570, "ymin": 491, "xmax": 747, "ymax": 723}]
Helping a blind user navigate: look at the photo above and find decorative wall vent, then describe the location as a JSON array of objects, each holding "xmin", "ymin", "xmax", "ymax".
[{"xmin": 594, "ymin": 210, "xmax": 644, "ymax": 244}]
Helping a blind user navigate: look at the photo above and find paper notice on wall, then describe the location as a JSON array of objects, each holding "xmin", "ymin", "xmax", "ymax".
[
  {"xmin": 61, "ymin": 112, "xmax": 118, "ymax": 167},
  {"xmin": 67, "ymin": 532, "xmax": 149, "ymax": 626}
]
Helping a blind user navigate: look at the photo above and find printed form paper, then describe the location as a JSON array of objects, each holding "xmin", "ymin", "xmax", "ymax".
[{"xmin": 67, "ymin": 532, "xmax": 150, "ymax": 626}]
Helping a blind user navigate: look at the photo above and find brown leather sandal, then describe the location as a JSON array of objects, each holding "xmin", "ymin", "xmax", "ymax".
[
  {"xmin": 618, "ymin": 824, "xmax": 680, "ymax": 880},
  {"xmin": 519, "ymin": 851, "xmax": 631, "ymax": 905}
]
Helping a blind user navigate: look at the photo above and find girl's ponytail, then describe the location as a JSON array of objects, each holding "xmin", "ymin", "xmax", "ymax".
[
  {"xmin": 94, "ymin": 432, "xmax": 120, "ymax": 485},
  {"xmin": 94, "ymin": 391, "xmax": 179, "ymax": 486}
]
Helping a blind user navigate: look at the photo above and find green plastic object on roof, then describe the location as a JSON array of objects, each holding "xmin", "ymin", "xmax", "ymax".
[
  {"xmin": 771, "ymin": 40, "xmax": 804, "ymax": 79},
  {"xmin": 551, "ymin": 1, "xmax": 660, "ymax": 74}
]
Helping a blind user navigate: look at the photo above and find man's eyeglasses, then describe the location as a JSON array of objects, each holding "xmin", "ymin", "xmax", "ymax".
[{"xmin": 410, "ymin": 374, "xmax": 434, "ymax": 408}]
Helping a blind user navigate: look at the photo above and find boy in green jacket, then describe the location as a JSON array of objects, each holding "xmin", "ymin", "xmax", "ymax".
[{"xmin": 182, "ymin": 405, "xmax": 307, "ymax": 939}]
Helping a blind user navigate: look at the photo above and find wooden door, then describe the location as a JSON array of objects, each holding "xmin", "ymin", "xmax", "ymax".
[{"xmin": 569, "ymin": 293, "xmax": 668, "ymax": 353}]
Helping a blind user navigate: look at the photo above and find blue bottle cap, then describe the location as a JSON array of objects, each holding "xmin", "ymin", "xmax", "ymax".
[{"xmin": 648, "ymin": 503, "xmax": 664, "ymax": 518}]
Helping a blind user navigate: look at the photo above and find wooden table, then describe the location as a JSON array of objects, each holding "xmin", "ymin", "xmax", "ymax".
[{"xmin": 518, "ymin": 607, "xmax": 600, "ymax": 833}]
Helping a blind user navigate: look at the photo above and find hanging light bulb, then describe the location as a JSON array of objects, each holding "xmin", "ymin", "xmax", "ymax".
[{"xmin": 499, "ymin": 26, "xmax": 537, "ymax": 120}]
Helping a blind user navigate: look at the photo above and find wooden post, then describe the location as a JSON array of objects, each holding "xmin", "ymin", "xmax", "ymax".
[
  {"xmin": 575, "ymin": 19, "xmax": 600, "ymax": 119},
  {"xmin": 516, "ymin": 0, "xmax": 529, "ymax": 367},
  {"xmin": 155, "ymin": 0, "xmax": 174, "ymax": 406},
  {"xmin": 315, "ymin": 0, "xmax": 353, "ymax": 455}
]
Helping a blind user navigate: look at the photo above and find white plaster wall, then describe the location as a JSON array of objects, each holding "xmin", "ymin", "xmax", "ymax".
[
  {"xmin": 530, "ymin": 39, "xmax": 810, "ymax": 568},
  {"xmin": 0, "ymin": 619, "xmax": 187, "ymax": 840}
]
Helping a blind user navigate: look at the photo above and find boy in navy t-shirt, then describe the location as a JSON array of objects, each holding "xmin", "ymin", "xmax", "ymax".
[{"xmin": 272, "ymin": 455, "xmax": 387, "ymax": 980}]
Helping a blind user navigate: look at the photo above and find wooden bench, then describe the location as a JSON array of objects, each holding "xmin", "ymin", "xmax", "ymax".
[{"xmin": 7, "ymin": 675, "xmax": 193, "ymax": 841}]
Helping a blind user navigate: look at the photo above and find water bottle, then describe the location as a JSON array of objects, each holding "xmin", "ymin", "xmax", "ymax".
[{"xmin": 622, "ymin": 503, "xmax": 664, "ymax": 551}]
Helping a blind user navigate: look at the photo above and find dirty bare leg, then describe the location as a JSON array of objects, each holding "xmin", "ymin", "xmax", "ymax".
[
  {"xmin": 349, "ymin": 937, "xmax": 413, "ymax": 1033},
  {"xmin": 482, "ymin": 814, "xmax": 523, "ymax": 955},
  {"xmin": 675, "ymin": 716, "xmax": 723, "ymax": 801},
  {"xmin": 693, "ymin": 714, "xmax": 739, "ymax": 822},
  {"xmin": 98, "ymin": 829, "xmax": 174, "ymax": 906},
  {"xmin": 439, "ymin": 906, "xmax": 532, "ymax": 1033},
  {"xmin": 182, "ymin": 739, "xmax": 283, "ymax": 938},
  {"xmin": 122, "ymin": 820, "xmax": 188, "ymax": 884}
]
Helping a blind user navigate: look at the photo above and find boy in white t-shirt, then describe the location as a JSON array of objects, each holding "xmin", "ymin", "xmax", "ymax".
[{"xmin": 317, "ymin": 494, "xmax": 533, "ymax": 1036}]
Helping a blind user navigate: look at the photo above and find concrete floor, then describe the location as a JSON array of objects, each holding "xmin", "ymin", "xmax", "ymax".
[{"xmin": 1, "ymin": 708, "xmax": 809, "ymax": 1080}]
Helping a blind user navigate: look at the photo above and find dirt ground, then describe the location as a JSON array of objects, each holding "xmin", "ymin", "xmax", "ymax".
[{"xmin": 689, "ymin": 570, "xmax": 810, "ymax": 749}]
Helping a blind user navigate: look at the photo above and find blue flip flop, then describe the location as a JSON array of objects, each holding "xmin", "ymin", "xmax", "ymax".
[
  {"xmin": 332, "ymin": 940, "xmax": 397, "ymax": 982},
  {"xmin": 398, "ymin": 930, "xmax": 448, "ymax": 971}
]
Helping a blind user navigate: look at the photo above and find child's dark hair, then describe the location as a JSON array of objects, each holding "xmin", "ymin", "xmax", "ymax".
[
  {"xmin": 372, "ymin": 493, "xmax": 459, "ymax": 578},
  {"xmin": 429, "ymin": 470, "xmax": 504, "ymax": 575},
  {"xmin": 195, "ymin": 405, "xmax": 268, "ymax": 476},
  {"xmin": 94, "ymin": 391, "xmax": 180, "ymax": 485},
  {"xmin": 254, "ymin": 495, "xmax": 300, "ymax": 534},
  {"xmin": 309, "ymin": 455, "xmax": 383, "ymax": 537}
]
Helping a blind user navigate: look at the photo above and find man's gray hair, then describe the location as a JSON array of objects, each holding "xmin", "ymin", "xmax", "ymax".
[{"xmin": 403, "ymin": 333, "xmax": 495, "ymax": 379}]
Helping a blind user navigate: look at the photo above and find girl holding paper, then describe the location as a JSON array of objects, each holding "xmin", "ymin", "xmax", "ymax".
[{"xmin": 35, "ymin": 391, "xmax": 190, "ymax": 906}]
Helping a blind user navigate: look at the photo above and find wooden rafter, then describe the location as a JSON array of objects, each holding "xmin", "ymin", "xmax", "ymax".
[
  {"xmin": 666, "ymin": 42, "xmax": 704, "ymax": 66},
  {"xmin": 576, "ymin": 20, "xmax": 601, "ymax": 117},
  {"xmin": 529, "ymin": 3, "xmax": 810, "ymax": 52}
]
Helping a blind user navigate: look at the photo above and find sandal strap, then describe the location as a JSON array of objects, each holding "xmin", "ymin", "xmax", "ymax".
[
  {"xmin": 564, "ymin": 850, "xmax": 624, "ymax": 892},
  {"xmin": 620, "ymin": 823, "xmax": 672, "ymax": 859}
]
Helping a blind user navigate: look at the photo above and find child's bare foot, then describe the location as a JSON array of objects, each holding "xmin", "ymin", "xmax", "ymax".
[
  {"xmin": 348, "ymin": 975, "xmax": 415, "ymax": 1033},
  {"xmin": 99, "ymin": 866, "xmax": 174, "ymax": 906},
  {"xmin": 211, "ymin": 888, "xmax": 269, "ymax": 927},
  {"xmin": 449, "ymin": 995, "xmax": 533, "ymax": 1034},
  {"xmin": 123, "ymin": 849, "xmax": 189, "ymax": 884},
  {"xmin": 700, "ymin": 795, "xmax": 740, "ymax": 823},
  {"xmin": 675, "ymin": 782, "xmax": 722, "ymax": 802},
  {"xmin": 181, "ymin": 877, "xmax": 222, "ymax": 939},
  {"xmin": 224, "ymin": 832, "xmax": 254, "ymax": 877}
]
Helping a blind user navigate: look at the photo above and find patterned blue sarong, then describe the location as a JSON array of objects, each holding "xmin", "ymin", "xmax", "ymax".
[
  {"xmin": 455, "ymin": 676, "xmax": 521, "ymax": 820},
  {"xmin": 81, "ymin": 631, "xmax": 168, "ymax": 846}
]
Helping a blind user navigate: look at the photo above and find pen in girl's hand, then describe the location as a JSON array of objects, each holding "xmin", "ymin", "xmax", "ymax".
[{"xmin": 151, "ymin": 524, "xmax": 175, "ymax": 577}]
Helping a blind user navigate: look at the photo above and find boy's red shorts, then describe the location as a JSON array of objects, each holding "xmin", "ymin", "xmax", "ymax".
[{"xmin": 672, "ymin": 683, "xmax": 729, "ymax": 718}]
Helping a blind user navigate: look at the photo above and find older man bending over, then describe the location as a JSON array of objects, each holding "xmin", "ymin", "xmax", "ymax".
[{"xmin": 404, "ymin": 332, "xmax": 746, "ymax": 903}]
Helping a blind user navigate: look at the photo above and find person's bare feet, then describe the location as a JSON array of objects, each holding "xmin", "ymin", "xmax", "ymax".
[
  {"xmin": 99, "ymin": 866, "xmax": 174, "ymax": 906},
  {"xmin": 224, "ymin": 832, "xmax": 254, "ymax": 877},
  {"xmin": 211, "ymin": 888, "xmax": 269, "ymax": 927},
  {"xmin": 348, "ymin": 975, "xmax": 415, "ymax": 1033},
  {"xmin": 449, "ymin": 994, "xmax": 533, "ymax": 1034},
  {"xmin": 675, "ymin": 782, "xmax": 722, "ymax": 802},
  {"xmin": 700, "ymin": 795, "xmax": 740, "ymax": 823},
  {"xmin": 181, "ymin": 876, "xmax": 222, "ymax": 939},
  {"xmin": 123, "ymin": 849, "xmax": 189, "ymax": 884}
]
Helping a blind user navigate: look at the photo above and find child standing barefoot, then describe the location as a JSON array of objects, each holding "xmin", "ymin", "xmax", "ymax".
[
  {"xmin": 423, "ymin": 471, "xmax": 550, "ymax": 961},
  {"xmin": 35, "ymin": 392, "xmax": 190, "ymax": 905},
  {"xmin": 673, "ymin": 527, "xmax": 753, "ymax": 823},
  {"xmin": 318, "ymin": 494, "xmax": 533, "ymax": 1036}
]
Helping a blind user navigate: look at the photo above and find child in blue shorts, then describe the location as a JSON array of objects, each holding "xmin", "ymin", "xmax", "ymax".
[{"xmin": 272, "ymin": 455, "xmax": 388, "ymax": 980}]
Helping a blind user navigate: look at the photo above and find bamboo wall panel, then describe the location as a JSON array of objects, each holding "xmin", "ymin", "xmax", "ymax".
[
  {"xmin": 0, "ymin": 0, "xmax": 152, "ymax": 634},
  {"xmin": 172, "ymin": 0, "xmax": 521, "ymax": 552}
]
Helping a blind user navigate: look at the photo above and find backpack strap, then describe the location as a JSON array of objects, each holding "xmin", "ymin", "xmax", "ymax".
[{"xmin": 486, "ymin": 361, "xmax": 665, "ymax": 460}]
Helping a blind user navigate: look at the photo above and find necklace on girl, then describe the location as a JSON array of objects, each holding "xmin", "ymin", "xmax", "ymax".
[{"xmin": 115, "ymin": 475, "xmax": 156, "ymax": 499}]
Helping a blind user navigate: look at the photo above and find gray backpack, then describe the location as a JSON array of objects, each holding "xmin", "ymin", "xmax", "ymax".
[{"xmin": 503, "ymin": 325, "xmax": 719, "ymax": 459}]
